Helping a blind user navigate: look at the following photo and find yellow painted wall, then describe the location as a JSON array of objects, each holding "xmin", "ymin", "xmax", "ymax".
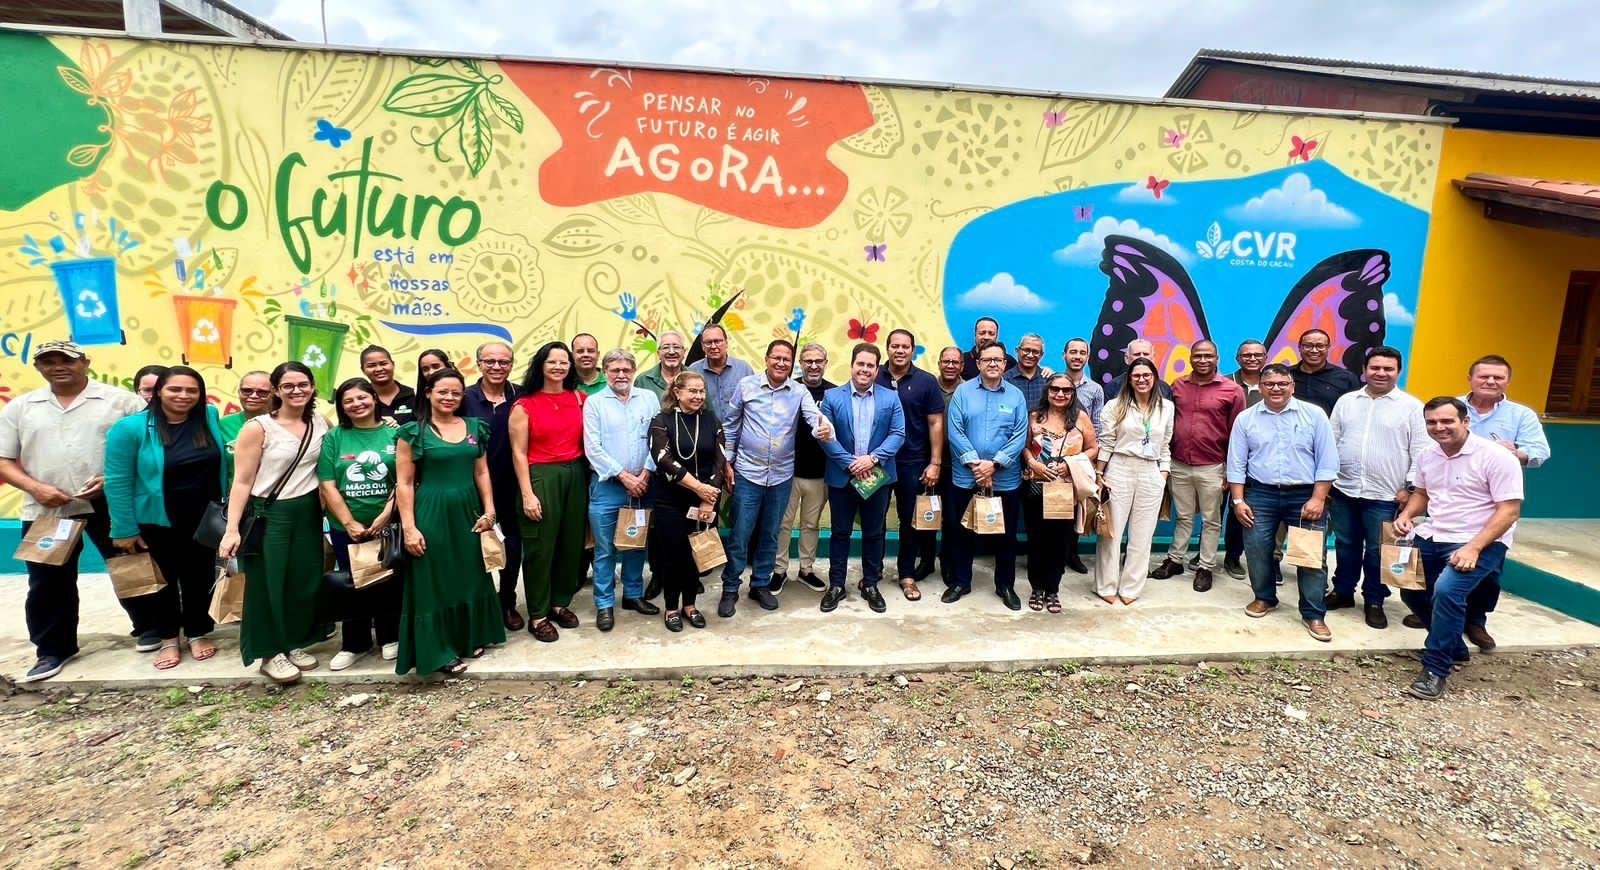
[{"xmin": 1409, "ymin": 127, "xmax": 1600, "ymax": 408}]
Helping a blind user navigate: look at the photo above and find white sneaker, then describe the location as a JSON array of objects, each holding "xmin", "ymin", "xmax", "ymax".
[
  {"xmin": 260, "ymin": 654, "xmax": 301, "ymax": 684},
  {"xmin": 381, "ymin": 642, "xmax": 398, "ymax": 661},
  {"xmin": 286, "ymin": 648, "xmax": 318, "ymax": 670},
  {"xmin": 329, "ymin": 650, "xmax": 365, "ymax": 671}
]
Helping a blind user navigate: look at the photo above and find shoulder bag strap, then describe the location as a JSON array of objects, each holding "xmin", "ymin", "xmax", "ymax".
[{"xmin": 259, "ymin": 417, "xmax": 315, "ymax": 510}]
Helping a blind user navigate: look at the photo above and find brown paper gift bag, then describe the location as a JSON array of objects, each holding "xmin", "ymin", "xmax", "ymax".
[
  {"xmin": 1379, "ymin": 522, "xmax": 1424, "ymax": 590},
  {"xmin": 208, "ymin": 565, "xmax": 246, "ymax": 624},
  {"xmin": 912, "ymin": 491, "xmax": 942, "ymax": 531},
  {"xmin": 1094, "ymin": 497, "xmax": 1114, "ymax": 538},
  {"xmin": 1284, "ymin": 525, "xmax": 1327, "ymax": 569},
  {"xmin": 1042, "ymin": 480, "xmax": 1075, "ymax": 520},
  {"xmin": 13, "ymin": 513, "xmax": 85, "ymax": 567},
  {"xmin": 106, "ymin": 552, "xmax": 167, "ymax": 599},
  {"xmin": 614, "ymin": 506, "xmax": 651, "ymax": 551},
  {"xmin": 481, "ymin": 529, "xmax": 507, "ymax": 571},
  {"xmin": 689, "ymin": 524, "xmax": 726, "ymax": 573},
  {"xmin": 348, "ymin": 537, "xmax": 392, "ymax": 588},
  {"xmin": 1075, "ymin": 494, "xmax": 1099, "ymax": 536},
  {"xmin": 965, "ymin": 492, "xmax": 1006, "ymax": 535}
]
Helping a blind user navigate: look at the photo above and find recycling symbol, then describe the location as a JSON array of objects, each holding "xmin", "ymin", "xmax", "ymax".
[
  {"xmin": 302, "ymin": 344, "xmax": 328, "ymax": 368},
  {"xmin": 192, "ymin": 318, "xmax": 220, "ymax": 344},
  {"xmin": 75, "ymin": 289, "xmax": 107, "ymax": 319}
]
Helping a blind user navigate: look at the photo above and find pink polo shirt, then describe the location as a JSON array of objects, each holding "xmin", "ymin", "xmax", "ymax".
[{"xmin": 1413, "ymin": 433, "xmax": 1523, "ymax": 547}]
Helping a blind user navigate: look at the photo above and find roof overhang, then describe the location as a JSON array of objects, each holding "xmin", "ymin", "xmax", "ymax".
[{"xmin": 1454, "ymin": 173, "xmax": 1600, "ymax": 239}]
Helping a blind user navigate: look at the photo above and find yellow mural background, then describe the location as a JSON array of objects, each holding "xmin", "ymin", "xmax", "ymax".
[{"xmin": 0, "ymin": 33, "xmax": 1444, "ymax": 518}]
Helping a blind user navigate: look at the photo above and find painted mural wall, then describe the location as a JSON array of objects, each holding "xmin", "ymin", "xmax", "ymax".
[{"xmin": 0, "ymin": 31, "xmax": 1443, "ymax": 518}]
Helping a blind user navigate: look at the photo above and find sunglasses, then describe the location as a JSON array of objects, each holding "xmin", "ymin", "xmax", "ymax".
[{"xmin": 1047, "ymin": 386, "xmax": 1075, "ymax": 394}]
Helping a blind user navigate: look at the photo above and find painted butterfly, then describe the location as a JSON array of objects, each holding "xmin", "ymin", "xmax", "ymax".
[
  {"xmin": 314, "ymin": 118, "xmax": 352, "ymax": 149},
  {"xmin": 1043, "ymin": 110, "xmax": 1068, "ymax": 128},
  {"xmin": 1290, "ymin": 135, "xmax": 1318, "ymax": 162},
  {"xmin": 1146, "ymin": 176, "xmax": 1170, "ymax": 199},
  {"xmin": 848, "ymin": 319, "xmax": 880, "ymax": 343},
  {"xmin": 864, "ymin": 243, "xmax": 887, "ymax": 262},
  {"xmin": 1162, "ymin": 128, "xmax": 1187, "ymax": 148},
  {"xmin": 1074, "ymin": 204, "xmax": 1094, "ymax": 222}
]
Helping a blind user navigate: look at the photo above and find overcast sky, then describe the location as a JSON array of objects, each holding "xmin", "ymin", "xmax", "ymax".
[{"xmin": 234, "ymin": 0, "xmax": 1600, "ymax": 96}]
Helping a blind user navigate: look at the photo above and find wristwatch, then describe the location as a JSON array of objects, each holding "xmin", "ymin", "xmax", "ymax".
[{"xmin": 1232, "ymin": 498, "xmax": 1246, "ymax": 506}]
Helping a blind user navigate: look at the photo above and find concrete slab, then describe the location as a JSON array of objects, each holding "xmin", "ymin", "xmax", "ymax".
[
  {"xmin": 1511, "ymin": 519, "xmax": 1600, "ymax": 592},
  {"xmin": 6, "ymin": 550, "xmax": 1600, "ymax": 690}
]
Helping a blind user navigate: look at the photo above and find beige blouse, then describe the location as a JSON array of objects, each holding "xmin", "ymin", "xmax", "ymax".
[{"xmin": 1097, "ymin": 397, "xmax": 1174, "ymax": 472}]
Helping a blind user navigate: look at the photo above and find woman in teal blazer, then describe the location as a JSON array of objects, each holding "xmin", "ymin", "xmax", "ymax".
[{"xmin": 104, "ymin": 366, "xmax": 228, "ymax": 670}]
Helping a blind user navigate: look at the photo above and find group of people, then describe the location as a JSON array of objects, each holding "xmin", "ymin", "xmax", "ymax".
[{"xmin": 1, "ymin": 314, "xmax": 1544, "ymax": 699}]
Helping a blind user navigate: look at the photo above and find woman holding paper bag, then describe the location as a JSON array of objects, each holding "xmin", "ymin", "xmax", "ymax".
[
  {"xmin": 394, "ymin": 368, "xmax": 504, "ymax": 676},
  {"xmin": 318, "ymin": 378, "xmax": 401, "ymax": 671},
  {"xmin": 1021, "ymin": 374, "xmax": 1098, "ymax": 614},
  {"xmin": 1094, "ymin": 358, "xmax": 1174, "ymax": 606},
  {"xmin": 647, "ymin": 371, "xmax": 728, "ymax": 632},
  {"xmin": 105, "ymin": 366, "xmax": 227, "ymax": 670},
  {"xmin": 219, "ymin": 362, "xmax": 329, "ymax": 685}
]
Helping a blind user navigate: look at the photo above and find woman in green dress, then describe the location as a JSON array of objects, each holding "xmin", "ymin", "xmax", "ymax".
[{"xmin": 395, "ymin": 368, "xmax": 505, "ymax": 675}]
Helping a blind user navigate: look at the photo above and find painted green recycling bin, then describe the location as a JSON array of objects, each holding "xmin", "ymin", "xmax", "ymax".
[{"xmin": 284, "ymin": 315, "xmax": 349, "ymax": 399}]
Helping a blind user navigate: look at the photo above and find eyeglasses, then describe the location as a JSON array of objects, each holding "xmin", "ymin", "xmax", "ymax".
[
  {"xmin": 658, "ymin": 344, "xmax": 684, "ymax": 352},
  {"xmin": 1261, "ymin": 382, "xmax": 1293, "ymax": 390},
  {"xmin": 1299, "ymin": 343, "xmax": 1329, "ymax": 352},
  {"xmin": 239, "ymin": 388, "xmax": 271, "ymax": 398},
  {"xmin": 801, "ymin": 359, "xmax": 826, "ymax": 366},
  {"xmin": 1238, "ymin": 352, "xmax": 1266, "ymax": 359},
  {"xmin": 702, "ymin": 338, "xmax": 727, "ymax": 347},
  {"xmin": 979, "ymin": 357, "xmax": 1005, "ymax": 365},
  {"xmin": 477, "ymin": 359, "xmax": 512, "ymax": 368},
  {"xmin": 280, "ymin": 383, "xmax": 313, "ymax": 394},
  {"xmin": 1018, "ymin": 348, "xmax": 1042, "ymax": 356},
  {"xmin": 1130, "ymin": 373, "xmax": 1154, "ymax": 381}
]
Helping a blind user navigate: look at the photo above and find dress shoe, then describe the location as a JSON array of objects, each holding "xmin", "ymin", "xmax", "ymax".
[
  {"xmin": 1192, "ymin": 568, "xmax": 1213, "ymax": 592},
  {"xmin": 797, "ymin": 571, "xmax": 827, "ymax": 592},
  {"xmin": 1465, "ymin": 624, "xmax": 1497, "ymax": 651},
  {"xmin": 914, "ymin": 560, "xmax": 937, "ymax": 581},
  {"xmin": 859, "ymin": 583, "xmax": 887, "ymax": 613},
  {"xmin": 1303, "ymin": 619, "xmax": 1333, "ymax": 642},
  {"xmin": 997, "ymin": 587, "xmax": 1022, "ymax": 611},
  {"xmin": 1223, "ymin": 559, "xmax": 1246, "ymax": 579},
  {"xmin": 644, "ymin": 577, "xmax": 662, "ymax": 600},
  {"xmin": 529, "ymin": 620, "xmax": 559, "ymax": 642},
  {"xmin": 1364, "ymin": 604, "xmax": 1388, "ymax": 629},
  {"xmin": 1324, "ymin": 592, "xmax": 1356, "ymax": 610},
  {"xmin": 749, "ymin": 587, "xmax": 780, "ymax": 610},
  {"xmin": 717, "ymin": 591, "xmax": 738, "ymax": 618},
  {"xmin": 1148, "ymin": 558, "xmax": 1185, "ymax": 580},
  {"xmin": 1245, "ymin": 599, "xmax": 1277, "ymax": 618},
  {"xmin": 820, "ymin": 586, "xmax": 847, "ymax": 612},
  {"xmin": 769, "ymin": 573, "xmax": 788, "ymax": 594},
  {"xmin": 622, "ymin": 597, "xmax": 661, "ymax": 615},
  {"xmin": 1402, "ymin": 613, "xmax": 1425, "ymax": 630},
  {"xmin": 596, "ymin": 607, "xmax": 615, "ymax": 632},
  {"xmin": 664, "ymin": 611, "xmax": 684, "ymax": 632},
  {"xmin": 551, "ymin": 608, "xmax": 580, "ymax": 629},
  {"xmin": 502, "ymin": 608, "xmax": 525, "ymax": 632},
  {"xmin": 941, "ymin": 585, "xmax": 970, "ymax": 604},
  {"xmin": 1407, "ymin": 670, "xmax": 1446, "ymax": 700},
  {"xmin": 685, "ymin": 609, "xmax": 707, "ymax": 629},
  {"xmin": 1065, "ymin": 555, "xmax": 1089, "ymax": 575}
]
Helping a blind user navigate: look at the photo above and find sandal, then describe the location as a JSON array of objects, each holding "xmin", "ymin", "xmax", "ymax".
[
  {"xmin": 188, "ymin": 637, "xmax": 217, "ymax": 661},
  {"xmin": 438, "ymin": 658, "xmax": 468, "ymax": 675},
  {"xmin": 1028, "ymin": 590, "xmax": 1045, "ymax": 612},
  {"xmin": 153, "ymin": 641, "xmax": 182, "ymax": 670},
  {"xmin": 467, "ymin": 647, "xmax": 486, "ymax": 659},
  {"xmin": 1046, "ymin": 594, "xmax": 1062, "ymax": 614},
  {"xmin": 899, "ymin": 577, "xmax": 922, "ymax": 601},
  {"xmin": 664, "ymin": 610, "xmax": 684, "ymax": 633}
]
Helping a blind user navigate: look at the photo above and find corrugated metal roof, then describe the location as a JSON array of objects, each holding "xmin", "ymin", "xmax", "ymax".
[{"xmin": 1178, "ymin": 49, "xmax": 1600, "ymax": 101}]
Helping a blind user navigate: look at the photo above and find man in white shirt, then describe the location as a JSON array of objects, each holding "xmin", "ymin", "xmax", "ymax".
[
  {"xmin": 0, "ymin": 340, "xmax": 148, "ymax": 683},
  {"xmin": 1325, "ymin": 347, "xmax": 1429, "ymax": 629}
]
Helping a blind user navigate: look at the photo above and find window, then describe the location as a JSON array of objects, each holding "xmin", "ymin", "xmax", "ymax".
[{"xmin": 1546, "ymin": 271, "xmax": 1600, "ymax": 417}]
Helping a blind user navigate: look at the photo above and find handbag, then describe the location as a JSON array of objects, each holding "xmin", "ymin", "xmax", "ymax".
[
  {"xmin": 912, "ymin": 489, "xmax": 941, "ymax": 531},
  {"xmin": 194, "ymin": 419, "xmax": 315, "ymax": 555},
  {"xmin": 1379, "ymin": 522, "xmax": 1424, "ymax": 590},
  {"xmin": 375, "ymin": 520, "xmax": 407, "ymax": 570}
]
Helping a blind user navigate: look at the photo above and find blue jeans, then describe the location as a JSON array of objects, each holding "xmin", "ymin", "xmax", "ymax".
[
  {"xmin": 1243, "ymin": 484, "xmax": 1327, "ymax": 620},
  {"xmin": 721, "ymin": 478, "xmax": 793, "ymax": 593},
  {"xmin": 1400, "ymin": 539, "xmax": 1508, "ymax": 678},
  {"xmin": 828, "ymin": 483, "xmax": 892, "ymax": 587},
  {"xmin": 588, "ymin": 478, "xmax": 650, "ymax": 610},
  {"xmin": 1329, "ymin": 491, "xmax": 1397, "ymax": 604}
]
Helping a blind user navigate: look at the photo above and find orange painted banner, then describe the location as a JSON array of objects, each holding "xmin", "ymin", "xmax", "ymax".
[{"xmin": 506, "ymin": 64, "xmax": 874, "ymax": 228}]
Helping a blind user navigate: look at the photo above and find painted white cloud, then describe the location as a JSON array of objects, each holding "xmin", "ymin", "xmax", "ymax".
[
  {"xmin": 1114, "ymin": 183, "xmax": 1177, "ymax": 205},
  {"xmin": 1227, "ymin": 172, "xmax": 1358, "ymax": 227},
  {"xmin": 1383, "ymin": 292, "xmax": 1415, "ymax": 326},
  {"xmin": 1054, "ymin": 216, "xmax": 1191, "ymax": 265},
  {"xmin": 957, "ymin": 272, "xmax": 1051, "ymax": 312}
]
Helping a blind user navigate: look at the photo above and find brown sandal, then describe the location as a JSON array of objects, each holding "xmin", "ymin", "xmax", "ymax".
[
  {"xmin": 188, "ymin": 637, "xmax": 217, "ymax": 661},
  {"xmin": 153, "ymin": 641, "xmax": 182, "ymax": 670},
  {"xmin": 899, "ymin": 577, "xmax": 922, "ymax": 601},
  {"xmin": 1046, "ymin": 594, "xmax": 1062, "ymax": 614}
]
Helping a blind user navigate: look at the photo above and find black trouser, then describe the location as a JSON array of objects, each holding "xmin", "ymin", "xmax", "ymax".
[
  {"xmin": 328, "ymin": 530, "xmax": 401, "ymax": 652},
  {"xmin": 489, "ymin": 466, "xmax": 525, "ymax": 611},
  {"xmin": 1022, "ymin": 489, "xmax": 1075, "ymax": 594},
  {"xmin": 648, "ymin": 494, "xmax": 702, "ymax": 611},
  {"xmin": 943, "ymin": 486, "xmax": 1023, "ymax": 593},
  {"xmin": 138, "ymin": 496, "xmax": 217, "ymax": 640},
  {"xmin": 936, "ymin": 459, "xmax": 954, "ymax": 583},
  {"xmin": 22, "ymin": 498, "xmax": 144, "ymax": 660},
  {"xmin": 891, "ymin": 458, "xmax": 937, "ymax": 580}
]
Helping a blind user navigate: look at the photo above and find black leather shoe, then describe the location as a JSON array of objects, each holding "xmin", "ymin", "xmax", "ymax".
[
  {"xmin": 1364, "ymin": 604, "xmax": 1388, "ymax": 629},
  {"xmin": 997, "ymin": 588, "xmax": 1022, "ymax": 611},
  {"xmin": 1223, "ymin": 559, "xmax": 1246, "ymax": 579},
  {"xmin": 1407, "ymin": 670, "xmax": 1446, "ymax": 700},
  {"xmin": 820, "ymin": 586, "xmax": 846, "ymax": 612},
  {"xmin": 685, "ymin": 609, "xmax": 707, "ymax": 629},
  {"xmin": 663, "ymin": 611, "xmax": 684, "ymax": 632},
  {"xmin": 1402, "ymin": 613, "xmax": 1425, "ymax": 630},
  {"xmin": 859, "ymin": 583, "xmax": 886, "ymax": 613},
  {"xmin": 1192, "ymin": 568, "xmax": 1213, "ymax": 593},
  {"xmin": 1465, "ymin": 624, "xmax": 1497, "ymax": 651},
  {"xmin": 769, "ymin": 572, "xmax": 788, "ymax": 594},
  {"xmin": 1187, "ymin": 554, "xmax": 1201, "ymax": 570},
  {"xmin": 749, "ymin": 587, "xmax": 780, "ymax": 610},
  {"xmin": 622, "ymin": 597, "xmax": 661, "ymax": 615},
  {"xmin": 914, "ymin": 560, "xmax": 936, "ymax": 581},
  {"xmin": 644, "ymin": 577, "xmax": 662, "ymax": 600},
  {"xmin": 941, "ymin": 585, "xmax": 969, "ymax": 604},
  {"xmin": 1324, "ymin": 592, "xmax": 1356, "ymax": 610},
  {"xmin": 1065, "ymin": 555, "xmax": 1089, "ymax": 575},
  {"xmin": 1148, "ymin": 558, "xmax": 1184, "ymax": 579},
  {"xmin": 596, "ymin": 607, "xmax": 615, "ymax": 632},
  {"xmin": 717, "ymin": 591, "xmax": 738, "ymax": 618}
]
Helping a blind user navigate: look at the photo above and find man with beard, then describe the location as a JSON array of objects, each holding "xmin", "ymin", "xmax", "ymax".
[
  {"xmin": 771, "ymin": 343, "xmax": 834, "ymax": 594},
  {"xmin": 635, "ymin": 331, "xmax": 687, "ymax": 400},
  {"xmin": 960, "ymin": 317, "xmax": 1017, "ymax": 380}
]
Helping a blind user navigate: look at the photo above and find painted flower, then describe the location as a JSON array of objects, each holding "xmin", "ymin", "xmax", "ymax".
[
  {"xmin": 75, "ymin": 289, "xmax": 107, "ymax": 320},
  {"xmin": 853, "ymin": 186, "xmax": 912, "ymax": 240},
  {"xmin": 301, "ymin": 344, "xmax": 328, "ymax": 368},
  {"xmin": 191, "ymin": 318, "xmax": 220, "ymax": 344}
]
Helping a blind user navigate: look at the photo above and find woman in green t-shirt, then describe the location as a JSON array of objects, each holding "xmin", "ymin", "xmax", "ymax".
[{"xmin": 317, "ymin": 378, "xmax": 400, "ymax": 671}]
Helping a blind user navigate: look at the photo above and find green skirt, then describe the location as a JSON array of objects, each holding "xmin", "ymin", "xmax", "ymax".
[
  {"xmin": 238, "ymin": 492, "xmax": 327, "ymax": 664},
  {"xmin": 397, "ymin": 481, "xmax": 506, "ymax": 674}
]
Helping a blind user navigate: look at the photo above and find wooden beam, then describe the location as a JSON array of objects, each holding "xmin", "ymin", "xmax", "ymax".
[{"xmin": 1480, "ymin": 201, "xmax": 1600, "ymax": 239}]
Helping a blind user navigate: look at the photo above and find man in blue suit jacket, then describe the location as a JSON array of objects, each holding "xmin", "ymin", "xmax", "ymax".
[{"xmin": 818, "ymin": 343, "xmax": 906, "ymax": 613}]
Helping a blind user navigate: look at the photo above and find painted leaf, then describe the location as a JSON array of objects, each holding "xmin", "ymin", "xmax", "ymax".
[
  {"xmin": 1040, "ymin": 102, "xmax": 1136, "ymax": 170},
  {"xmin": 382, "ymin": 74, "xmax": 479, "ymax": 118},
  {"xmin": 542, "ymin": 216, "xmax": 616, "ymax": 257},
  {"xmin": 66, "ymin": 143, "xmax": 103, "ymax": 167},
  {"xmin": 415, "ymin": 57, "xmax": 449, "ymax": 67},
  {"xmin": 1206, "ymin": 221, "xmax": 1222, "ymax": 248},
  {"xmin": 1215, "ymin": 240, "xmax": 1231, "ymax": 258},
  {"xmin": 1194, "ymin": 240, "xmax": 1213, "ymax": 258},
  {"xmin": 602, "ymin": 195, "xmax": 662, "ymax": 226},
  {"xmin": 485, "ymin": 90, "xmax": 524, "ymax": 133},
  {"xmin": 57, "ymin": 66, "xmax": 92, "ymax": 95},
  {"xmin": 458, "ymin": 96, "xmax": 492, "ymax": 175}
]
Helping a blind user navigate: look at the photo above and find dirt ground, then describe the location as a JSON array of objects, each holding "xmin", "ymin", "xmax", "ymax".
[{"xmin": 1, "ymin": 649, "xmax": 1597, "ymax": 869}]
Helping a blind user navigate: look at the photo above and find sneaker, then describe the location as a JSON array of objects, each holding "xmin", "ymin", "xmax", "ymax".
[
  {"xmin": 286, "ymin": 648, "xmax": 318, "ymax": 671},
  {"xmin": 260, "ymin": 654, "xmax": 301, "ymax": 685},
  {"xmin": 135, "ymin": 633, "xmax": 163, "ymax": 653},
  {"xmin": 381, "ymin": 643, "xmax": 399, "ymax": 661},
  {"xmin": 329, "ymin": 650, "xmax": 365, "ymax": 671},
  {"xmin": 749, "ymin": 587, "xmax": 780, "ymax": 611},
  {"xmin": 1222, "ymin": 559, "xmax": 1246, "ymax": 580},
  {"xmin": 20, "ymin": 656, "xmax": 65, "ymax": 683},
  {"xmin": 796, "ymin": 571, "xmax": 827, "ymax": 592},
  {"xmin": 717, "ymin": 591, "xmax": 739, "ymax": 618},
  {"xmin": 769, "ymin": 573, "xmax": 788, "ymax": 595}
]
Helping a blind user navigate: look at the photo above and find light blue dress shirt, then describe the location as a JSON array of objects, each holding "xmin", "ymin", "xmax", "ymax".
[
  {"xmin": 850, "ymin": 385, "xmax": 876, "ymax": 456},
  {"xmin": 947, "ymin": 378, "xmax": 1030, "ymax": 491},
  {"xmin": 723, "ymin": 374, "xmax": 826, "ymax": 486},
  {"xmin": 1459, "ymin": 395, "xmax": 1550, "ymax": 468},
  {"xmin": 690, "ymin": 357, "xmax": 755, "ymax": 421},
  {"xmin": 581, "ymin": 387, "xmax": 658, "ymax": 480},
  {"xmin": 1226, "ymin": 398, "xmax": 1339, "ymax": 486}
]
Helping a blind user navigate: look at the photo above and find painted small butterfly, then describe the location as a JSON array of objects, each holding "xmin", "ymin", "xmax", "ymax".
[
  {"xmin": 1074, "ymin": 204, "xmax": 1094, "ymax": 222},
  {"xmin": 1162, "ymin": 128, "xmax": 1187, "ymax": 148},
  {"xmin": 314, "ymin": 118, "xmax": 352, "ymax": 149},
  {"xmin": 848, "ymin": 319, "xmax": 880, "ymax": 342},
  {"xmin": 1043, "ymin": 110, "xmax": 1067, "ymax": 128},
  {"xmin": 1146, "ymin": 176, "xmax": 1170, "ymax": 199},
  {"xmin": 864, "ymin": 243, "xmax": 887, "ymax": 262},
  {"xmin": 1290, "ymin": 135, "xmax": 1318, "ymax": 162}
]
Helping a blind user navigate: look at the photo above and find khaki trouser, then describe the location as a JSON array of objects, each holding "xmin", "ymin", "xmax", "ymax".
[
  {"xmin": 773, "ymin": 476, "xmax": 826, "ymax": 576},
  {"xmin": 1166, "ymin": 461, "xmax": 1226, "ymax": 570},
  {"xmin": 1095, "ymin": 455, "xmax": 1165, "ymax": 600}
]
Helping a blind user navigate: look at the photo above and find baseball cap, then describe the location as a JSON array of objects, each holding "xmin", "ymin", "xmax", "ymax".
[{"xmin": 32, "ymin": 340, "xmax": 86, "ymax": 361}]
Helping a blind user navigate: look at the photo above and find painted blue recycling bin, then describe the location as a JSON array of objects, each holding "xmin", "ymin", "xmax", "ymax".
[{"xmin": 50, "ymin": 257, "xmax": 125, "ymax": 346}]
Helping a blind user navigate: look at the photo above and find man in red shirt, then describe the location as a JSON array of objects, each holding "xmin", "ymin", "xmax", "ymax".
[{"xmin": 1150, "ymin": 339, "xmax": 1245, "ymax": 591}]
